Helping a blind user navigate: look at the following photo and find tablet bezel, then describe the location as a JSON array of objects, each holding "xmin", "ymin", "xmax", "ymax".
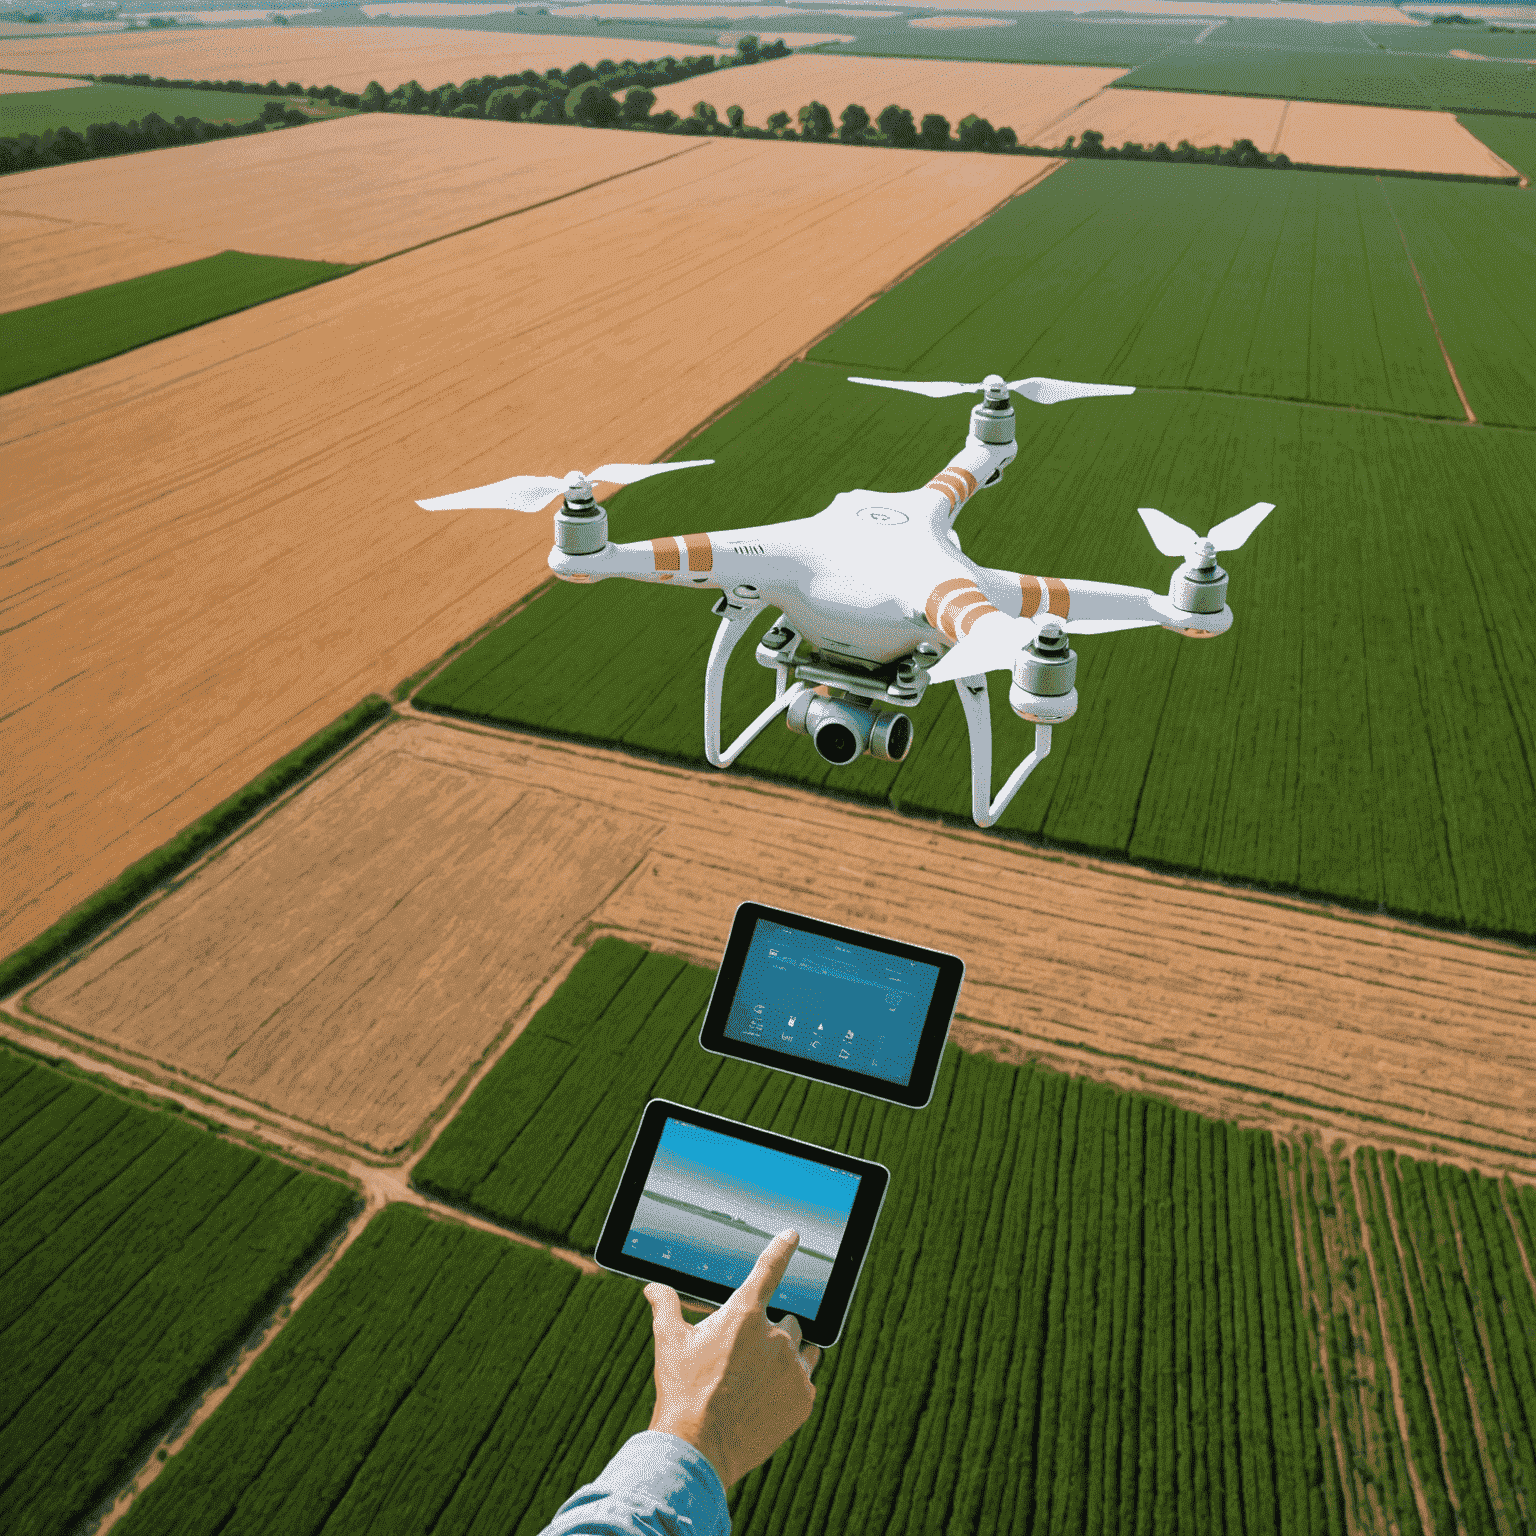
[
  {"xmin": 698, "ymin": 902, "xmax": 965, "ymax": 1109},
  {"xmin": 594, "ymin": 1098, "xmax": 889, "ymax": 1349}
]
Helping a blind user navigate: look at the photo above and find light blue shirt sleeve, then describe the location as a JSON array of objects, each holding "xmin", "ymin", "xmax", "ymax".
[{"xmin": 536, "ymin": 1430, "xmax": 731, "ymax": 1536}]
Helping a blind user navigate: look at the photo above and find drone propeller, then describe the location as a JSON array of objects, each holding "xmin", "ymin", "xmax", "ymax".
[
  {"xmin": 848, "ymin": 374, "xmax": 1134, "ymax": 405},
  {"xmin": 416, "ymin": 459, "xmax": 713, "ymax": 512},
  {"xmin": 1138, "ymin": 502, "xmax": 1275, "ymax": 560},
  {"xmin": 924, "ymin": 609, "xmax": 1156, "ymax": 685}
]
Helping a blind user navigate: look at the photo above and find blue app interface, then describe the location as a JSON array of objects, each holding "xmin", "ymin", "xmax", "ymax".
[
  {"xmin": 723, "ymin": 919, "xmax": 942, "ymax": 1087},
  {"xmin": 626, "ymin": 1118, "xmax": 861, "ymax": 1315}
]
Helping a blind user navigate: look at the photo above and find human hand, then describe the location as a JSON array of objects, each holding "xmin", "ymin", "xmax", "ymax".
[{"xmin": 645, "ymin": 1229, "xmax": 822, "ymax": 1490}]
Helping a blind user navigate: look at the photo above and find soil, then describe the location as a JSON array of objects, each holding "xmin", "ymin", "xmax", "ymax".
[
  {"xmin": 27, "ymin": 745, "xmax": 660, "ymax": 1149},
  {"xmin": 1047, "ymin": 87, "xmax": 1518, "ymax": 176},
  {"xmin": 0, "ymin": 116, "xmax": 699, "ymax": 307},
  {"xmin": 650, "ymin": 54, "xmax": 1127, "ymax": 135},
  {"xmin": 21, "ymin": 714, "xmax": 1534, "ymax": 1175},
  {"xmin": 0, "ymin": 23, "xmax": 737, "ymax": 93},
  {"xmin": 0, "ymin": 131, "xmax": 1047, "ymax": 961}
]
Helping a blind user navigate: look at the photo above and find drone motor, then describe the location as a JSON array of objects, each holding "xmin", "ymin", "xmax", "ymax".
[
  {"xmin": 1009, "ymin": 622, "xmax": 1079, "ymax": 725},
  {"xmin": 554, "ymin": 476, "xmax": 608, "ymax": 556},
  {"xmin": 787, "ymin": 692, "xmax": 914, "ymax": 765}
]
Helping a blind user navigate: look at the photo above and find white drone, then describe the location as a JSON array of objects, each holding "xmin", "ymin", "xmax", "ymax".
[{"xmin": 419, "ymin": 373, "xmax": 1273, "ymax": 827}]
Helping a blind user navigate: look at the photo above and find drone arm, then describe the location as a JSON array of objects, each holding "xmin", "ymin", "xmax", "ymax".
[
  {"xmin": 704, "ymin": 598, "xmax": 808, "ymax": 768},
  {"xmin": 919, "ymin": 438, "xmax": 1018, "ymax": 526},
  {"xmin": 953, "ymin": 674, "xmax": 1053, "ymax": 829},
  {"xmin": 971, "ymin": 568, "xmax": 1162, "ymax": 624}
]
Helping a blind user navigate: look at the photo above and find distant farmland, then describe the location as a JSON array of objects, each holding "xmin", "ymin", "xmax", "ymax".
[
  {"xmin": 1112, "ymin": 40, "xmax": 1536, "ymax": 115},
  {"xmin": 416, "ymin": 160, "xmax": 1536, "ymax": 941}
]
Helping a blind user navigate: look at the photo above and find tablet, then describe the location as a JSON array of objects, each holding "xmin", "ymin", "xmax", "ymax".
[
  {"xmin": 699, "ymin": 903, "xmax": 964, "ymax": 1109},
  {"xmin": 594, "ymin": 1099, "xmax": 889, "ymax": 1348}
]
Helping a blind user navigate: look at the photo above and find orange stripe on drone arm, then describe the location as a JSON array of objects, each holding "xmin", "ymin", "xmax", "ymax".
[
  {"xmin": 925, "ymin": 576, "xmax": 973, "ymax": 629},
  {"xmin": 651, "ymin": 536, "xmax": 681, "ymax": 572},
  {"xmin": 682, "ymin": 532, "xmax": 712, "ymax": 573},
  {"xmin": 1045, "ymin": 577, "xmax": 1070, "ymax": 618},
  {"xmin": 1019, "ymin": 574, "xmax": 1043, "ymax": 618}
]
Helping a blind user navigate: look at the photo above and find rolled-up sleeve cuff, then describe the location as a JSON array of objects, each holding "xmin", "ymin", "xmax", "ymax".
[{"xmin": 537, "ymin": 1430, "xmax": 730, "ymax": 1536}]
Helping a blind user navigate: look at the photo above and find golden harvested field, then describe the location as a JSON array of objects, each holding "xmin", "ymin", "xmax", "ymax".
[
  {"xmin": 0, "ymin": 24, "xmax": 733, "ymax": 93},
  {"xmin": 911, "ymin": 16, "xmax": 1014, "ymax": 27},
  {"xmin": 652, "ymin": 56, "xmax": 1126, "ymax": 135},
  {"xmin": 1052, "ymin": 88, "xmax": 1519, "ymax": 177},
  {"xmin": 858, "ymin": 0, "xmax": 1417, "ymax": 20},
  {"xmin": 28, "ymin": 738, "xmax": 658, "ymax": 1150},
  {"xmin": 23, "ymin": 714, "xmax": 1533, "ymax": 1174},
  {"xmin": 0, "ymin": 131, "xmax": 1051, "ymax": 960},
  {"xmin": 1, "ymin": 115, "xmax": 697, "ymax": 308}
]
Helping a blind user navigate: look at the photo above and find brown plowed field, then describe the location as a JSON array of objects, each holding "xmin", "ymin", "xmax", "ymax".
[
  {"xmin": 21, "ymin": 714, "xmax": 1535, "ymax": 1175},
  {"xmin": 0, "ymin": 69, "xmax": 89, "ymax": 91},
  {"xmin": 1, "ymin": 116, "xmax": 699, "ymax": 307},
  {"xmin": 0, "ymin": 24, "xmax": 732, "ymax": 93},
  {"xmin": 651, "ymin": 55, "xmax": 1126, "ymax": 136},
  {"xmin": 0, "ymin": 132, "xmax": 1052, "ymax": 959},
  {"xmin": 1050, "ymin": 88, "xmax": 1520, "ymax": 178},
  {"xmin": 28, "ymin": 740, "xmax": 658, "ymax": 1150}
]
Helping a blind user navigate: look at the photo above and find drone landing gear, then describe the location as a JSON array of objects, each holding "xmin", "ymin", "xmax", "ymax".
[
  {"xmin": 954, "ymin": 675, "xmax": 1052, "ymax": 829},
  {"xmin": 703, "ymin": 589, "xmax": 809, "ymax": 768}
]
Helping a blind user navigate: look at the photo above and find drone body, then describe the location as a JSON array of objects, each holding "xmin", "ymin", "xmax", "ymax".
[{"xmin": 419, "ymin": 374, "xmax": 1273, "ymax": 827}]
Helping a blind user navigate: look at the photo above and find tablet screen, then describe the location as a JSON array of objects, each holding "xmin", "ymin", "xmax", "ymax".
[
  {"xmin": 700, "ymin": 904, "xmax": 964, "ymax": 1109},
  {"xmin": 596, "ymin": 1100, "xmax": 890, "ymax": 1347},
  {"xmin": 624, "ymin": 1116, "xmax": 860, "ymax": 1316},
  {"xmin": 723, "ymin": 917, "xmax": 943, "ymax": 1087}
]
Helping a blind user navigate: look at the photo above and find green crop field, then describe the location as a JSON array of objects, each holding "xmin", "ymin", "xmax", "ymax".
[
  {"xmin": 0, "ymin": 81, "xmax": 282, "ymax": 137},
  {"xmin": 137, "ymin": 939, "xmax": 1336, "ymax": 1535},
  {"xmin": 0, "ymin": 1042, "xmax": 356, "ymax": 1536},
  {"xmin": 1460, "ymin": 109, "xmax": 1536, "ymax": 177},
  {"xmin": 414, "ymin": 170, "xmax": 1536, "ymax": 939},
  {"xmin": 408, "ymin": 939, "xmax": 1532, "ymax": 1534},
  {"xmin": 1112, "ymin": 42, "xmax": 1535, "ymax": 113},
  {"xmin": 1, "ymin": 251, "xmax": 357, "ymax": 395}
]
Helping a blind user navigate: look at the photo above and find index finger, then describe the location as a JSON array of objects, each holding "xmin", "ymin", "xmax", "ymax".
[{"xmin": 733, "ymin": 1229, "xmax": 800, "ymax": 1313}]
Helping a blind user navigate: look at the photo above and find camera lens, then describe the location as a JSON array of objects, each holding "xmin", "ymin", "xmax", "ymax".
[{"xmin": 814, "ymin": 722, "xmax": 860, "ymax": 764}]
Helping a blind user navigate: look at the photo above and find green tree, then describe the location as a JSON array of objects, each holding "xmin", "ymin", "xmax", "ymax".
[
  {"xmin": 996, "ymin": 125, "xmax": 1017, "ymax": 149},
  {"xmin": 453, "ymin": 102, "xmax": 484, "ymax": 119},
  {"xmin": 691, "ymin": 99, "xmax": 719, "ymax": 130},
  {"xmin": 621, "ymin": 87, "xmax": 655, "ymax": 123},
  {"xmin": 736, "ymin": 33, "xmax": 760, "ymax": 62},
  {"xmin": 839, "ymin": 102, "xmax": 870, "ymax": 142},
  {"xmin": 1077, "ymin": 127, "xmax": 1105, "ymax": 157},
  {"xmin": 486, "ymin": 85, "xmax": 537, "ymax": 120},
  {"xmin": 876, "ymin": 103, "xmax": 916, "ymax": 147},
  {"xmin": 396, "ymin": 80, "xmax": 428, "ymax": 114},
  {"xmin": 565, "ymin": 62, "xmax": 597, "ymax": 88},
  {"xmin": 797, "ymin": 100, "xmax": 833, "ymax": 141},
  {"xmin": 259, "ymin": 99, "xmax": 286, "ymax": 124},
  {"xmin": 957, "ymin": 113, "xmax": 995, "ymax": 151},
  {"xmin": 566, "ymin": 82, "xmax": 619, "ymax": 126},
  {"xmin": 766, "ymin": 109, "xmax": 791, "ymax": 135},
  {"xmin": 726, "ymin": 103, "xmax": 744, "ymax": 130},
  {"xmin": 531, "ymin": 97, "xmax": 562, "ymax": 124},
  {"xmin": 651, "ymin": 108, "xmax": 680, "ymax": 131},
  {"xmin": 919, "ymin": 112, "xmax": 949, "ymax": 150}
]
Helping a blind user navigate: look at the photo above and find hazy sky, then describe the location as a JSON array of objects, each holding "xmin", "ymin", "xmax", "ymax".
[{"xmin": 644, "ymin": 1118, "xmax": 860, "ymax": 1259}]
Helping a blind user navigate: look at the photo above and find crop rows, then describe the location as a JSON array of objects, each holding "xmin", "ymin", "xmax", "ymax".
[
  {"xmin": 1281, "ymin": 1135, "xmax": 1536, "ymax": 1535},
  {"xmin": 132, "ymin": 939, "xmax": 1334, "ymax": 1533},
  {"xmin": 417, "ymin": 359, "xmax": 1536, "ymax": 939},
  {"xmin": 0, "ymin": 1043, "xmax": 357, "ymax": 1536}
]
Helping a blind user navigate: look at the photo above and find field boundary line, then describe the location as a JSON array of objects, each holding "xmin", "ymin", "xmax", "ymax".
[
  {"xmin": 357, "ymin": 139, "xmax": 715, "ymax": 272},
  {"xmin": 1377, "ymin": 175, "xmax": 1478, "ymax": 424},
  {"xmin": 653, "ymin": 158, "xmax": 1065, "ymax": 461},
  {"xmin": 799, "ymin": 356, "xmax": 1536, "ymax": 432}
]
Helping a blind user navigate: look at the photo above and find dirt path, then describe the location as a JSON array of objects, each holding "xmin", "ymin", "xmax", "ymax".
[{"xmin": 16, "ymin": 713, "xmax": 1534, "ymax": 1177}]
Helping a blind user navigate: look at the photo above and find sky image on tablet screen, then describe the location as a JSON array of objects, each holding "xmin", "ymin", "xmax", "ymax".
[
  {"xmin": 626, "ymin": 1117, "xmax": 861, "ymax": 1316},
  {"xmin": 723, "ymin": 919, "xmax": 942, "ymax": 1086}
]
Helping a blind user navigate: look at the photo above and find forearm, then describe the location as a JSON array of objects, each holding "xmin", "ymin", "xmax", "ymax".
[{"xmin": 536, "ymin": 1431, "xmax": 730, "ymax": 1536}]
